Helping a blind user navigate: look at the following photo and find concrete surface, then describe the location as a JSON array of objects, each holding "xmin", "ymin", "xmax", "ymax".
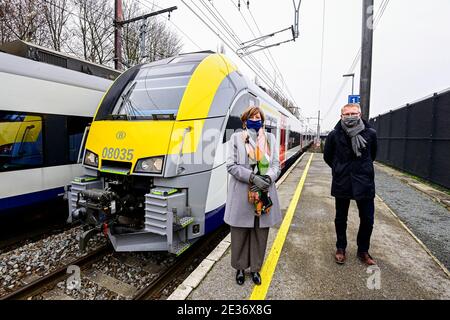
[{"xmin": 185, "ymin": 153, "xmax": 450, "ymax": 300}]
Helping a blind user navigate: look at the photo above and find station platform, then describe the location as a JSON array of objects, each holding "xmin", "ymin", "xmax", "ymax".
[{"xmin": 169, "ymin": 153, "xmax": 450, "ymax": 300}]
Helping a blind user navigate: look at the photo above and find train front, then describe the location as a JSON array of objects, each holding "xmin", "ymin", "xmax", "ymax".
[{"xmin": 68, "ymin": 52, "xmax": 240, "ymax": 254}]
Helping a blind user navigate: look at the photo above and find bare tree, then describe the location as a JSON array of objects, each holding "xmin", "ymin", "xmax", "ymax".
[
  {"xmin": 1, "ymin": 0, "xmax": 183, "ymax": 69},
  {"xmin": 0, "ymin": 0, "xmax": 47, "ymax": 45},
  {"xmin": 42, "ymin": 0, "xmax": 70, "ymax": 51},
  {"xmin": 122, "ymin": 0, "xmax": 141, "ymax": 66},
  {"xmin": 71, "ymin": 0, "xmax": 114, "ymax": 65},
  {"xmin": 0, "ymin": 3, "xmax": 14, "ymax": 43}
]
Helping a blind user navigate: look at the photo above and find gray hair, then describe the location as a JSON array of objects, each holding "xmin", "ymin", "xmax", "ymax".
[{"xmin": 341, "ymin": 103, "xmax": 361, "ymax": 115}]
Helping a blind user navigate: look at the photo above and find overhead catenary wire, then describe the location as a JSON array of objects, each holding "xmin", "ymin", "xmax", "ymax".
[
  {"xmin": 195, "ymin": 0, "xmax": 296, "ymax": 111},
  {"xmin": 198, "ymin": 0, "xmax": 283, "ymax": 92},
  {"xmin": 323, "ymin": 0, "xmax": 390, "ymax": 121},
  {"xmin": 132, "ymin": 0, "xmax": 202, "ymax": 51},
  {"xmin": 318, "ymin": 0, "xmax": 326, "ymax": 114},
  {"xmin": 180, "ymin": 0, "xmax": 290, "ymax": 103},
  {"xmin": 244, "ymin": 4, "xmax": 299, "ymax": 105},
  {"xmin": 144, "ymin": 0, "xmax": 296, "ymax": 111},
  {"xmin": 240, "ymin": 1, "xmax": 301, "ymax": 113}
]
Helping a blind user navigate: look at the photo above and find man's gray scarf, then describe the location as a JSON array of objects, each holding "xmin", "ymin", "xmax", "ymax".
[{"xmin": 340, "ymin": 118, "xmax": 367, "ymax": 157}]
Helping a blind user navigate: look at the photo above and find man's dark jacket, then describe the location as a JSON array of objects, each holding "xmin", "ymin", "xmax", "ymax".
[{"xmin": 323, "ymin": 119, "xmax": 377, "ymax": 200}]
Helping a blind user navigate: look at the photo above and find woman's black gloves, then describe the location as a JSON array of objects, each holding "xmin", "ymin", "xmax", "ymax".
[{"xmin": 250, "ymin": 173, "xmax": 272, "ymax": 192}]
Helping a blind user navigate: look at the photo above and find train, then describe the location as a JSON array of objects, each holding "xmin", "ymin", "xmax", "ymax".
[
  {"xmin": 67, "ymin": 51, "xmax": 313, "ymax": 254},
  {"xmin": 0, "ymin": 40, "xmax": 119, "ymax": 224}
]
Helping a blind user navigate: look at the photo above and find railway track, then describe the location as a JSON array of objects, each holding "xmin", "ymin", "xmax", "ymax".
[
  {"xmin": 1, "ymin": 225, "xmax": 229, "ymax": 300},
  {"xmin": 1, "ymin": 150, "xmax": 305, "ymax": 300},
  {"xmin": 134, "ymin": 225, "xmax": 229, "ymax": 300},
  {"xmin": 0, "ymin": 245, "xmax": 111, "ymax": 300},
  {"xmin": 0, "ymin": 218, "xmax": 78, "ymax": 254}
]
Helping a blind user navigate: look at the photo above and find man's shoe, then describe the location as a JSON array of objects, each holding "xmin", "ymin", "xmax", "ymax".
[
  {"xmin": 251, "ymin": 272, "xmax": 261, "ymax": 285},
  {"xmin": 335, "ymin": 249, "xmax": 346, "ymax": 264},
  {"xmin": 236, "ymin": 270, "xmax": 245, "ymax": 285},
  {"xmin": 357, "ymin": 252, "xmax": 376, "ymax": 265}
]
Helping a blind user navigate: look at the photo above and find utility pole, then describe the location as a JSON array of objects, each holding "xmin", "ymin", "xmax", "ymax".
[
  {"xmin": 306, "ymin": 112, "xmax": 323, "ymax": 145},
  {"xmin": 360, "ymin": 0, "xmax": 374, "ymax": 121},
  {"xmin": 114, "ymin": 0, "xmax": 123, "ymax": 70},
  {"xmin": 316, "ymin": 110, "xmax": 321, "ymax": 145}
]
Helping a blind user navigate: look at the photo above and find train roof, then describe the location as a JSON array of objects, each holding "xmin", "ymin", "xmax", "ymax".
[
  {"xmin": 0, "ymin": 40, "xmax": 121, "ymax": 81},
  {"xmin": 0, "ymin": 51, "xmax": 113, "ymax": 93}
]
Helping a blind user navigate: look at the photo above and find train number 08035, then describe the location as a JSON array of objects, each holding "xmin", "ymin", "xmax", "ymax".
[{"xmin": 102, "ymin": 147, "xmax": 134, "ymax": 161}]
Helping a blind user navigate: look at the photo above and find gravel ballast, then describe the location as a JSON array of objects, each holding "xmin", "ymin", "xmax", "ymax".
[{"xmin": 375, "ymin": 168, "xmax": 450, "ymax": 269}]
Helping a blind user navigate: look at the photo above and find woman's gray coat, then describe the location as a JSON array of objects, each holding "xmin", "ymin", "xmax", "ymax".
[{"xmin": 224, "ymin": 131, "xmax": 282, "ymax": 228}]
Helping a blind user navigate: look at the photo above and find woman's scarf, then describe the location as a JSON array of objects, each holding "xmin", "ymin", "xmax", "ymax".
[
  {"xmin": 242, "ymin": 128, "xmax": 271, "ymax": 174},
  {"xmin": 242, "ymin": 128, "xmax": 272, "ymax": 215}
]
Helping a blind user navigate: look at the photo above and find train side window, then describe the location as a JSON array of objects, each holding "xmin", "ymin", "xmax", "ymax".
[
  {"xmin": 288, "ymin": 131, "xmax": 301, "ymax": 149},
  {"xmin": 0, "ymin": 112, "xmax": 43, "ymax": 172}
]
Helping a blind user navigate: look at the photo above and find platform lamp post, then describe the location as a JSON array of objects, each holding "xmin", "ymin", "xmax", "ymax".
[{"xmin": 343, "ymin": 73, "xmax": 355, "ymax": 96}]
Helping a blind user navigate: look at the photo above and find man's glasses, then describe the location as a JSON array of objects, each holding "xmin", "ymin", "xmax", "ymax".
[{"xmin": 341, "ymin": 112, "xmax": 360, "ymax": 117}]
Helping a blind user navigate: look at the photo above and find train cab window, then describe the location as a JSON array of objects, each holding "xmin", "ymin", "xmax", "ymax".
[
  {"xmin": 223, "ymin": 94, "xmax": 254, "ymax": 143},
  {"xmin": 67, "ymin": 116, "xmax": 91, "ymax": 163},
  {"xmin": 107, "ymin": 63, "xmax": 198, "ymax": 120},
  {"xmin": 0, "ymin": 112, "xmax": 43, "ymax": 172}
]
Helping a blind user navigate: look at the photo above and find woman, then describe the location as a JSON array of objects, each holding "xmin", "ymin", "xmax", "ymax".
[{"xmin": 224, "ymin": 106, "xmax": 282, "ymax": 286}]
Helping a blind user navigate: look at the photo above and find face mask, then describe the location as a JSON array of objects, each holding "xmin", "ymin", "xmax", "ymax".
[
  {"xmin": 246, "ymin": 119, "xmax": 262, "ymax": 131},
  {"xmin": 342, "ymin": 115, "xmax": 360, "ymax": 128}
]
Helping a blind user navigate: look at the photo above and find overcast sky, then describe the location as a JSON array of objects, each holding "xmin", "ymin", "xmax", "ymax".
[{"xmin": 145, "ymin": 0, "xmax": 450, "ymax": 131}]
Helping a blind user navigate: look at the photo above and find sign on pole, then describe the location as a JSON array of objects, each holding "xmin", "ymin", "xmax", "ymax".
[{"xmin": 348, "ymin": 95, "xmax": 361, "ymax": 104}]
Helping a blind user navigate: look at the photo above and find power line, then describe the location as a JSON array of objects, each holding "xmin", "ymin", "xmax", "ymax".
[
  {"xmin": 134, "ymin": 0, "xmax": 202, "ymax": 50},
  {"xmin": 201, "ymin": 0, "xmax": 296, "ymax": 110},
  {"xmin": 242, "ymin": 2, "xmax": 300, "ymax": 111},
  {"xmin": 143, "ymin": 0, "xmax": 299, "ymax": 116},
  {"xmin": 201, "ymin": 1, "xmax": 284, "ymax": 94},
  {"xmin": 318, "ymin": 0, "xmax": 326, "ymax": 113},
  {"xmin": 181, "ymin": 0, "xmax": 288, "ymax": 101},
  {"xmin": 323, "ymin": 0, "xmax": 390, "ymax": 121}
]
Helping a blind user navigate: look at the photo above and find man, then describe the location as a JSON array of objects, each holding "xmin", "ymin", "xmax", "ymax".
[{"xmin": 323, "ymin": 103, "xmax": 378, "ymax": 266}]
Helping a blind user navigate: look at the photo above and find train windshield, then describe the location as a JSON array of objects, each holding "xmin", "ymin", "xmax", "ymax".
[{"xmin": 108, "ymin": 63, "xmax": 197, "ymax": 120}]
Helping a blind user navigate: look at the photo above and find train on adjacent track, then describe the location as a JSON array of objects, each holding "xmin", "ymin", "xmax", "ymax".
[
  {"xmin": 0, "ymin": 40, "xmax": 119, "ymax": 223},
  {"xmin": 68, "ymin": 51, "xmax": 313, "ymax": 254}
]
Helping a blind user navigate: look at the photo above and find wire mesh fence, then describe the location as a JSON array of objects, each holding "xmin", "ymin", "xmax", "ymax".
[{"xmin": 369, "ymin": 89, "xmax": 450, "ymax": 189}]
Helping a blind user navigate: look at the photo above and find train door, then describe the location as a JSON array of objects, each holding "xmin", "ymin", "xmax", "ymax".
[{"xmin": 279, "ymin": 114, "xmax": 288, "ymax": 169}]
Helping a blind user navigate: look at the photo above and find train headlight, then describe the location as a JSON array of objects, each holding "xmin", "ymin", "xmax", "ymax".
[
  {"xmin": 84, "ymin": 150, "xmax": 99, "ymax": 168},
  {"xmin": 135, "ymin": 156, "xmax": 164, "ymax": 174}
]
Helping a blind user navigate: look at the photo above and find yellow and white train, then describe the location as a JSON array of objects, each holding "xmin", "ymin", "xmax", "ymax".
[{"xmin": 68, "ymin": 51, "xmax": 313, "ymax": 254}]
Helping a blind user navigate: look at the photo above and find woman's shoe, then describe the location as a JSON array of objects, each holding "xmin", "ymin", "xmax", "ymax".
[
  {"xmin": 236, "ymin": 270, "xmax": 245, "ymax": 285},
  {"xmin": 251, "ymin": 272, "xmax": 261, "ymax": 285}
]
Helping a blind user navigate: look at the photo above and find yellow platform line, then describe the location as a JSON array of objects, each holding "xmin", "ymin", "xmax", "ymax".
[{"xmin": 250, "ymin": 153, "xmax": 314, "ymax": 300}]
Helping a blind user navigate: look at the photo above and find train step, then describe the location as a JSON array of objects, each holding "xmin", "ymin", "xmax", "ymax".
[
  {"xmin": 174, "ymin": 216, "xmax": 195, "ymax": 230},
  {"xmin": 171, "ymin": 241, "xmax": 192, "ymax": 256}
]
